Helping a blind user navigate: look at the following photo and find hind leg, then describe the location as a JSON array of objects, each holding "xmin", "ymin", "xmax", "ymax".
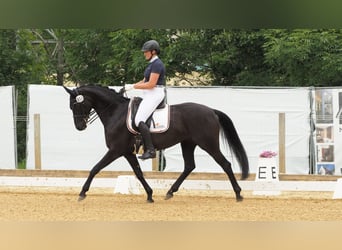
[
  {"xmin": 165, "ymin": 141, "xmax": 196, "ymax": 200},
  {"xmin": 199, "ymin": 144, "xmax": 243, "ymax": 200},
  {"xmin": 197, "ymin": 128, "xmax": 243, "ymax": 201}
]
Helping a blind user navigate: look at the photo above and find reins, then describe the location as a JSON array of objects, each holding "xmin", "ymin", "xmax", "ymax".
[
  {"xmin": 87, "ymin": 109, "xmax": 98, "ymax": 124},
  {"xmin": 86, "ymin": 102, "xmax": 118, "ymax": 125}
]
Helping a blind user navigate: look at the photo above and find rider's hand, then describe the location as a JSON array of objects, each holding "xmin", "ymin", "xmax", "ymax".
[{"xmin": 119, "ymin": 87, "xmax": 125, "ymax": 95}]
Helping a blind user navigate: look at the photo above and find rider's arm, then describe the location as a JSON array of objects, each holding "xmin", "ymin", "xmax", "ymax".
[{"xmin": 134, "ymin": 73, "xmax": 159, "ymax": 89}]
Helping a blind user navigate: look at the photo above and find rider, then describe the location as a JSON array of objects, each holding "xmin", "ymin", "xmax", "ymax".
[{"xmin": 124, "ymin": 40, "xmax": 166, "ymax": 159}]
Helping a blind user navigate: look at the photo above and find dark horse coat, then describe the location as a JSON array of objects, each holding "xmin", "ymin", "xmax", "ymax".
[{"xmin": 64, "ymin": 85, "xmax": 249, "ymax": 202}]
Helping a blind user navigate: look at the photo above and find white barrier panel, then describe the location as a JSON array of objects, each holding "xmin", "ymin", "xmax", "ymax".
[
  {"xmin": 114, "ymin": 175, "xmax": 141, "ymax": 194},
  {"xmin": 26, "ymin": 85, "xmax": 152, "ymax": 171},
  {"xmin": 332, "ymin": 178, "xmax": 342, "ymax": 199},
  {"xmin": 0, "ymin": 86, "xmax": 16, "ymax": 169},
  {"xmin": 0, "ymin": 176, "xmax": 337, "ymax": 192},
  {"xmin": 164, "ymin": 87, "xmax": 311, "ymax": 174}
]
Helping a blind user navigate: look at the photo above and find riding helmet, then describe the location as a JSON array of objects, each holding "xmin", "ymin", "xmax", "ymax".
[{"xmin": 141, "ymin": 40, "xmax": 160, "ymax": 54}]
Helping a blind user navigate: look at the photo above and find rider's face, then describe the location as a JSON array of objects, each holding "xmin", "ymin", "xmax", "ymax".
[{"xmin": 143, "ymin": 50, "xmax": 153, "ymax": 60}]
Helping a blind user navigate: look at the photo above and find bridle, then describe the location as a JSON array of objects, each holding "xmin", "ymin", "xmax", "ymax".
[
  {"xmin": 71, "ymin": 89, "xmax": 116, "ymax": 126},
  {"xmin": 72, "ymin": 89, "xmax": 98, "ymax": 125}
]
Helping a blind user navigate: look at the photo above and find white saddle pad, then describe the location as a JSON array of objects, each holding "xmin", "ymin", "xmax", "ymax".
[{"xmin": 126, "ymin": 99, "xmax": 170, "ymax": 134}]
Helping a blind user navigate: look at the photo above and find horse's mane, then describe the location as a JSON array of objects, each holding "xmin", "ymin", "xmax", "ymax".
[{"xmin": 78, "ymin": 84, "xmax": 129, "ymax": 103}]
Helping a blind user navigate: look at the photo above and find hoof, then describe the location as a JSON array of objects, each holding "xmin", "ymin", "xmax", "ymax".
[
  {"xmin": 147, "ymin": 198, "xmax": 154, "ymax": 203},
  {"xmin": 165, "ymin": 192, "xmax": 173, "ymax": 200},
  {"xmin": 78, "ymin": 195, "xmax": 86, "ymax": 202},
  {"xmin": 236, "ymin": 195, "xmax": 243, "ymax": 202}
]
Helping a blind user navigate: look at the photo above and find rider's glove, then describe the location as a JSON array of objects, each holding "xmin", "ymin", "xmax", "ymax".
[{"xmin": 124, "ymin": 84, "xmax": 134, "ymax": 91}]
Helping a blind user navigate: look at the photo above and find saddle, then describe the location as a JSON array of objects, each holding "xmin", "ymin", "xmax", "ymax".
[
  {"xmin": 126, "ymin": 97, "xmax": 170, "ymax": 154},
  {"xmin": 126, "ymin": 97, "xmax": 170, "ymax": 135}
]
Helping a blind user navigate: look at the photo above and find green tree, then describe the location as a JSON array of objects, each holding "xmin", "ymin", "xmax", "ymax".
[
  {"xmin": 263, "ymin": 29, "xmax": 342, "ymax": 86},
  {"xmin": 106, "ymin": 29, "xmax": 176, "ymax": 85},
  {"xmin": 28, "ymin": 28, "xmax": 342, "ymax": 88},
  {"xmin": 60, "ymin": 29, "xmax": 114, "ymax": 85},
  {"xmin": 131, "ymin": 29, "xmax": 271, "ymax": 86},
  {"xmin": 203, "ymin": 29, "xmax": 268, "ymax": 86},
  {"xmin": 61, "ymin": 29, "xmax": 173, "ymax": 85},
  {"xmin": 0, "ymin": 29, "xmax": 48, "ymax": 165}
]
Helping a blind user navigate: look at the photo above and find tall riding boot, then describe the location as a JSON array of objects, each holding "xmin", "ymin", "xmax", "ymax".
[{"xmin": 138, "ymin": 121, "xmax": 156, "ymax": 159}]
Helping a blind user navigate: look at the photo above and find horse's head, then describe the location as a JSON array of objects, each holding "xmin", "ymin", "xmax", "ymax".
[{"xmin": 63, "ymin": 86, "xmax": 93, "ymax": 131}]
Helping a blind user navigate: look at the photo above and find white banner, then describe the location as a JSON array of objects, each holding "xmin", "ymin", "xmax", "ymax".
[{"xmin": 0, "ymin": 85, "xmax": 16, "ymax": 169}]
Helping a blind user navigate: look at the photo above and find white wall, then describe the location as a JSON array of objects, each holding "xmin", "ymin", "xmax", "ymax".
[
  {"xmin": 26, "ymin": 85, "xmax": 311, "ymax": 174},
  {"xmin": 164, "ymin": 87, "xmax": 311, "ymax": 174},
  {"xmin": 0, "ymin": 86, "xmax": 16, "ymax": 169}
]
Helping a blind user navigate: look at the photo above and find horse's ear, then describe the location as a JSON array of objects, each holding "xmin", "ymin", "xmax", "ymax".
[{"xmin": 63, "ymin": 85, "xmax": 76, "ymax": 97}]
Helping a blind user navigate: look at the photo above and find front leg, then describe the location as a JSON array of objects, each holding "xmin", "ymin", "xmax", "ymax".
[
  {"xmin": 79, "ymin": 150, "xmax": 119, "ymax": 201},
  {"xmin": 124, "ymin": 154, "xmax": 154, "ymax": 203}
]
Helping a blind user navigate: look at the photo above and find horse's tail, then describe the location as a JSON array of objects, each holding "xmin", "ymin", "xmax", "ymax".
[{"xmin": 214, "ymin": 109, "xmax": 249, "ymax": 180}]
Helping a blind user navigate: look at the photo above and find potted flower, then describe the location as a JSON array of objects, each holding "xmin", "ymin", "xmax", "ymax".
[{"xmin": 259, "ymin": 150, "xmax": 277, "ymax": 158}]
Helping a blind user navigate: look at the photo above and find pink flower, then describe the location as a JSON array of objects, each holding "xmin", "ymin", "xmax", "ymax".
[{"xmin": 259, "ymin": 150, "xmax": 277, "ymax": 158}]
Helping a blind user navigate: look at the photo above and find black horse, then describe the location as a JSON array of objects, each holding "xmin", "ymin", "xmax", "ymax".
[{"xmin": 63, "ymin": 85, "xmax": 249, "ymax": 202}]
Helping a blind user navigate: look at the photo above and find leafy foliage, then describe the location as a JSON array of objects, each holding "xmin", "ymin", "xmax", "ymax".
[
  {"xmin": 263, "ymin": 29, "xmax": 342, "ymax": 86},
  {"xmin": 0, "ymin": 29, "xmax": 49, "ymax": 164}
]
